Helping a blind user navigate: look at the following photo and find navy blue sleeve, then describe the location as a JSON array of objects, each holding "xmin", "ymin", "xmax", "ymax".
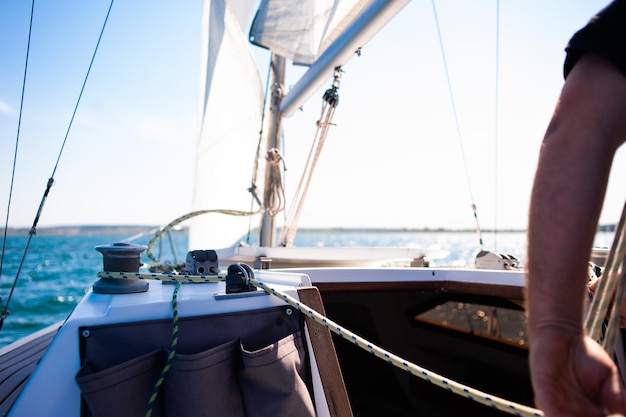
[{"xmin": 564, "ymin": 0, "xmax": 626, "ymax": 78}]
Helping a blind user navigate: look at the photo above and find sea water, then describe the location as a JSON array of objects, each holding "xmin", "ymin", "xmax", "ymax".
[{"xmin": 0, "ymin": 228, "xmax": 616, "ymax": 348}]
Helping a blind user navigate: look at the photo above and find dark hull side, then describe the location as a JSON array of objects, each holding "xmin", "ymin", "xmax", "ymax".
[{"xmin": 317, "ymin": 281, "xmax": 533, "ymax": 417}]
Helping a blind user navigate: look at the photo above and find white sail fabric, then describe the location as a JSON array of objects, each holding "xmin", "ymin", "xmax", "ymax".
[
  {"xmin": 249, "ymin": 0, "xmax": 370, "ymax": 65},
  {"xmin": 189, "ymin": 0, "xmax": 264, "ymax": 250},
  {"xmin": 190, "ymin": 0, "xmax": 409, "ymax": 250}
]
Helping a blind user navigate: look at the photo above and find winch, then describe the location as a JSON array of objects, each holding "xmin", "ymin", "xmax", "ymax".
[{"xmin": 474, "ymin": 250, "xmax": 519, "ymax": 270}]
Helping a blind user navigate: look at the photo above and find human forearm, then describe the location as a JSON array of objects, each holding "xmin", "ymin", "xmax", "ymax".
[
  {"xmin": 527, "ymin": 54, "xmax": 626, "ymax": 335},
  {"xmin": 527, "ymin": 128, "xmax": 611, "ymax": 333}
]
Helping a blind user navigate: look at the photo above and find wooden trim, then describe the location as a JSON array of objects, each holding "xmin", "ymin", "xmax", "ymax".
[{"xmin": 297, "ymin": 287, "xmax": 354, "ymax": 417}]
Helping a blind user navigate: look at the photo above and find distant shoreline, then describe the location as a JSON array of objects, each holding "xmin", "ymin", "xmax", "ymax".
[
  {"xmin": 1, "ymin": 224, "xmax": 616, "ymax": 236},
  {"xmin": 5, "ymin": 225, "xmax": 525, "ymax": 236}
]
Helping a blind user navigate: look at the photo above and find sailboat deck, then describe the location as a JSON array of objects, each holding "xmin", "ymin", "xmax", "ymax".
[{"xmin": 0, "ymin": 323, "xmax": 60, "ymax": 416}]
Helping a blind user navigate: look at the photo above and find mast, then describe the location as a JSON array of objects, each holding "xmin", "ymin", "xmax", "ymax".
[
  {"xmin": 256, "ymin": 0, "xmax": 410, "ymax": 246},
  {"xmin": 259, "ymin": 54, "xmax": 286, "ymax": 247}
]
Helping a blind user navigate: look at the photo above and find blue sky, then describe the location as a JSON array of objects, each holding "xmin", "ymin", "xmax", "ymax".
[{"xmin": 0, "ymin": 0, "xmax": 622, "ymax": 233}]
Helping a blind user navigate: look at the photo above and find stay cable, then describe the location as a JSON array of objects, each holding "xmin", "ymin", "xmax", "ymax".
[{"xmin": 0, "ymin": 0, "xmax": 116, "ymax": 330}]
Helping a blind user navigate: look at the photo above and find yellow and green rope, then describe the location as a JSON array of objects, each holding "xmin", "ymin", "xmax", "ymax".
[{"xmin": 144, "ymin": 280, "xmax": 181, "ymax": 417}]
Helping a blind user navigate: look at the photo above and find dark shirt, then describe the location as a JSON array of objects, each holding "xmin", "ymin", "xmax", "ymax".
[{"xmin": 564, "ymin": 0, "xmax": 626, "ymax": 78}]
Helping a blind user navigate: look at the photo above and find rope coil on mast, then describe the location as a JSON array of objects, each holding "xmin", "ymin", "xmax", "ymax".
[
  {"xmin": 279, "ymin": 67, "xmax": 342, "ymax": 247},
  {"xmin": 264, "ymin": 148, "xmax": 287, "ymax": 217}
]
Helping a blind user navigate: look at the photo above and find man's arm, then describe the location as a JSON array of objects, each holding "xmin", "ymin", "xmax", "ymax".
[{"xmin": 527, "ymin": 53, "xmax": 626, "ymax": 416}]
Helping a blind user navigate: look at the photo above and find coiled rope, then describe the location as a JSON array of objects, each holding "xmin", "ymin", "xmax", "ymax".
[
  {"xmin": 98, "ymin": 270, "xmax": 541, "ymax": 417},
  {"xmin": 264, "ymin": 148, "xmax": 287, "ymax": 217}
]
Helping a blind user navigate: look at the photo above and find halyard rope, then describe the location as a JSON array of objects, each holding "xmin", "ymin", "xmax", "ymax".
[
  {"xmin": 98, "ymin": 270, "xmax": 542, "ymax": 416},
  {"xmin": 278, "ymin": 68, "xmax": 341, "ymax": 248}
]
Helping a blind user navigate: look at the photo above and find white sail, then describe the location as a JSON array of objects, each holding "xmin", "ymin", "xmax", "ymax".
[
  {"xmin": 190, "ymin": 0, "xmax": 410, "ymax": 251},
  {"xmin": 189, "ymin": 0, "xmax": 264, "ymax": 250},
  {"xmin": 249, "ymin": 0, "xmax": 370, "ymax": 65}
]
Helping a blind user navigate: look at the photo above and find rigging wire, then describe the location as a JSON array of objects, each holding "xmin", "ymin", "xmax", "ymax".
[
  {"xmin": 246, "ymin": 53, "xmax": 275, "ymax": 244},
  {"xmin": 0, "ymin": 0, "xmax": 35, "ymax": 294},
  {"xmin": 494, "ymin": 0, "xmax": 501, "ymax": 249},
  {"xmin": 430, "ymin": 0, "xmax": 483, "ymax": 248},
  {"xmin": 0, "ymin": 0, "xmax": 116, "ymax": 330}
]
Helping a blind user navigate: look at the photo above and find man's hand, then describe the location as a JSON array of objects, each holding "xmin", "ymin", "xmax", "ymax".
[{"xmin": 530, "ymin": 325, "xmax": 626, "ymax": 417}]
